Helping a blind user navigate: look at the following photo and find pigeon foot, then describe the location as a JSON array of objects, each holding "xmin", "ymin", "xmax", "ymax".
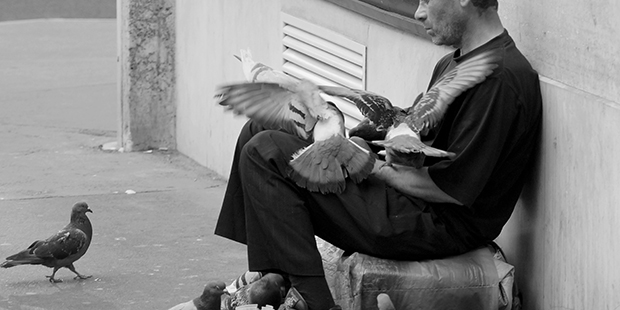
[
  {"xmin": 74, "ymin": 274, "xmax": 92, "ymax": 280},
  {"xmin": 46, "ymin": 276, "xmax": 63, "ymax": 283}
]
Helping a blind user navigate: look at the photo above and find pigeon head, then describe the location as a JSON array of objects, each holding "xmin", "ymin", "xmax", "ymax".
[
  {"xmin": 72, "ymin": 202, "xmax": 93, "ymax": 214},
  {"xmin": 70, "ymin": 202, "xmax": 92, "ymax": 224},
  {"xmin": 194, "ymin": 281, "xmax": 227, "ymax": 310}
]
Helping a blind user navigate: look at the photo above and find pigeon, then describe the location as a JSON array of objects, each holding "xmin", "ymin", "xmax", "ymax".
[
  {"xmin": 168, "ymin": 281, "xmax": 227, "ymax": 310},
  {"xmin": 1, "ymin": 202, "xmax": 93, "ymax": 283},
  {"xmin": 319, "ymin": 49, "xmax": 500, "ymax": 168},
  {"xmin": 235, "ymin": 48, "xmax": 297, "ymax": 85},
  {"xmin": 225, "ymin": 270, "xmax": 264, "ymax": 294},
  {"xmin": 216, "ymin": 50, "xmax": 376, "ymax": 194},
  {"xmin": 223, "ymin": 273, "xmax": 286, "ymax": 309},
  {"xmin": 377, "ymin": 293, "xmax": 396, "ymax": 310},
  {"xmin": 229, "ymin": 48, "xmax": 317, "ymax": 139}
]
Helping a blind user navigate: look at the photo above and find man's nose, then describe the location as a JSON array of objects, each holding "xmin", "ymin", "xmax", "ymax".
[{"xmin": 414, "ymin": 3, "xmax": 427, "ymax": 22}]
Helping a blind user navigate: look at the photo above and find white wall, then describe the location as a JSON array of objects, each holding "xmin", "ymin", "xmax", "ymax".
[
  {"xmin": 176, "ymin": 0, "xmax": 283, "ymax": 172},
  {"xmin": 176, "ymin": 1, "xmax": 620, "ymax": 309}
]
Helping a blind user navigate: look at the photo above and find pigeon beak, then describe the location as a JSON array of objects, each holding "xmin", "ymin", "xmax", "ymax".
[{"xmin": 86, "ymin": 209, "xmax": 93, "ymax": 213}]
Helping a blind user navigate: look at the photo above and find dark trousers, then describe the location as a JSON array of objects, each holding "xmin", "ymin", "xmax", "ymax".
[{"xmin": 214, "ymin": 120, "xmax": 475, "ymax": 277}]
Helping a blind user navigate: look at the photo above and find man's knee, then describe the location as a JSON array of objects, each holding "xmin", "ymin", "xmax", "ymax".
[
  {"xmin": 244, "ymin": 130, "xmax": 305, "ymax": 156},
  {"xmin": 240, "ymin": 130, "xmax": 285, "ymax": 165}
]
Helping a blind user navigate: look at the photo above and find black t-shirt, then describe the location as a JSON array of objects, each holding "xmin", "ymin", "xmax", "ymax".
[{"xmin": 424, "ymin": 30, "xmax": 543, "ymax": 241}]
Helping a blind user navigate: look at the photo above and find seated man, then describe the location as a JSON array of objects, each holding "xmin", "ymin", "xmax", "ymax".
[{"xmin": 214, "ymin": 0, "xmax": 542, "ymax": 309}]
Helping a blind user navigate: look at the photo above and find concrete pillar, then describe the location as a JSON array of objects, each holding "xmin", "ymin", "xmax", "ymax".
[{"xmin": 117, "ymin": 0, "xmax": 175, "ymax": 152}]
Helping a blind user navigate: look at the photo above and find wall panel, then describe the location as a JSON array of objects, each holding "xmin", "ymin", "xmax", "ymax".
[{"xmin": 497, "ymin": 78, "xmax": 620, "ymax": 310}]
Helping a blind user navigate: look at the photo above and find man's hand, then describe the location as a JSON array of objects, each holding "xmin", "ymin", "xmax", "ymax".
[{"xmin": 372, "ymin": 160, "xmax": 463, "ymax": 205}]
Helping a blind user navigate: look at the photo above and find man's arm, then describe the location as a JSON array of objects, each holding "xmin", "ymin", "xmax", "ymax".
[{"xmin": 371, "ymin": 159, "xmax": 463, "ymax": 205}]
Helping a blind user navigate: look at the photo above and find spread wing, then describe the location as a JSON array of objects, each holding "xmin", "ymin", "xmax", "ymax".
[
  {"xmin": 319, "ymin": 86, "xmax": 397, "ymax": 130},
  {"xmin": 406, "ymin": 49, "xmax": 500, "ymax": 132},
  {"xmin": 215, "ymin": 82, "xmax": 318, "ymax": 139}
]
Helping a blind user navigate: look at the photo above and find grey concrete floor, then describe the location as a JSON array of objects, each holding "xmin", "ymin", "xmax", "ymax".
[{"xmin": 0, "ymin": 19, "xmax": 248, "ymax": 309}]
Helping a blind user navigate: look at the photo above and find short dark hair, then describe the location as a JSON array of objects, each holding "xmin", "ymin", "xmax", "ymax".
[{"xmin": 471, "ymin": 0, "xmax": 498, "ymax": 9}]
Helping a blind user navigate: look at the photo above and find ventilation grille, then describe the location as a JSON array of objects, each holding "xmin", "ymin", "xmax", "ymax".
[{"xmin": 282, "ymin": 13, "xmax": 366, "ymax": 130}]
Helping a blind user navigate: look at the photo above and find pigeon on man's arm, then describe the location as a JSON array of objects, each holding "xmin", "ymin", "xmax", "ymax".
[
  {"xmin": 322, "ymin": 49, "xmax": 500, "ymax": 168},
  {"xmin": 1, "ymin": 202, "xmax": 93, "ymax": 283}
]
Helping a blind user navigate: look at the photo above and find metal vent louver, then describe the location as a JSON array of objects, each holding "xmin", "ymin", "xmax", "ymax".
[{"xmin": 281, "ymin": 13, "xmax": 366, "ymax": 130}]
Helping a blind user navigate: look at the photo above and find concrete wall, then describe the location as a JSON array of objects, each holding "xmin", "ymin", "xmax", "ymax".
[
  {"xmin": 175, "ymin": 0, "xmax": 620, "ymax": 309},
  {"xmin": 118, "ymin": 0, "xmax": 176, "ymax": 152},
  {"xmin": 0, "ymin": 0, "xmax": 115, "ymax": 21}
]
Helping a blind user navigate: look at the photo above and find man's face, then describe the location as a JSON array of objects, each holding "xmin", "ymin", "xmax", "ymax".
[{"xmin": 414, "ymin": 0, "xmax": 468, "ymax": 48}]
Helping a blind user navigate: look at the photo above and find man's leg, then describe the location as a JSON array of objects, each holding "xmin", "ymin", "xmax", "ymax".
[
  {"xmin": 217, "ymin": 123, "xmax": 475, "ymax": 309},
  {"xmin": 238, "ymin": 129, "xmax": 336, "ymax": 309},
  {"xmin": 215, "ymin": 120, "xmax": 270, "ymax": 243}
]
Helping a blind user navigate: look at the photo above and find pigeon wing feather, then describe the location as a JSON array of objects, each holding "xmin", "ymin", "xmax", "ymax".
[
  {"xmin": 319, "ymin": 86, "xmax": 397, "ymax": 129},
  {"xmin": 32, "ymin": 227, "xmax": 89, "ymax": 262},
  {"xmin": 216, "ymin": 82, "xmax": 317, "ymax": 139},
  {"xmin": 407, "ymin": 49, "xmax": 500, "ymax": 132}
]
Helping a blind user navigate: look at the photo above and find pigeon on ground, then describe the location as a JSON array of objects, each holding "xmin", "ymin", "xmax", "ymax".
[
  {"xmin": 168, "ymin": 281, "xmax": 228, "ymax": 310},
  {"xmin": 377, "ymin": 293, "xmax": 396, "ymax": 310},
  {"xmin": 216, "ymin": 50, "xmax": 376, "ymax": 194},
  {"xmin": 1, "ymin": 202, "xmax": 93, "ymax": 283},
  {"xmin": 320, "ymin": 49, "xmax": 500, "ymax": 168},
  {"xmin": 223, "ymin": 273, "xmax": 287, "ymax": 309}
]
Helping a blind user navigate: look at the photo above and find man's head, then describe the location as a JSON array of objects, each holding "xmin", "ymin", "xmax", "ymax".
[{"xmin": 414, "ymin": 0, "xmax": 500, "ymax": 49}]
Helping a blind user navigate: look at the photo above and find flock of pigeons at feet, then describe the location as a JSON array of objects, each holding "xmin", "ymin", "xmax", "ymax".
[
  {"xmin": 216, "ymin": 48, "xmax": 499, "ymax": 194},
  {"xmin": 167, "ymin": 275, "xmax": 397, "ymax": 310}
]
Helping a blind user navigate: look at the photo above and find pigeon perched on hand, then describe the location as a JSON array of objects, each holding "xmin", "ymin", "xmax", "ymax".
[
  {"xmin": 168, "ymin": 281, "xmax": 227, "ymax": 310},
  {"xmin": 320, "ymin": 49, "xmax": 500, "ymax": 168},
  {"xmin": 216, "ymin": 50, "xmax": 376, "ymax": 194},
  {"xmin": 1, "ymin": 202, "xmax": 93, "ymax": 283}
]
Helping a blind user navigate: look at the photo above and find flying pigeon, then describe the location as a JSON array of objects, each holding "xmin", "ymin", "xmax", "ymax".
[
  {"xmin": 229, "ymin": 49, "xmax": 317, "ymax": 139},
  {"xmin": 235, "ymin": 49, "xmax": 297, "ymax": 85},
  {"xmin": 216, "ymin": 50, "xmax": 376, "ymax": 194},
  {"xmin": 377, "ymin": 293, "xmax": 396, "ymax": 310},
  {"xmin": 168, "ymin": 281, "xmax": 228, "ymax": 310},
  {"xmin": 1, "ymin": 202, "xmax": 93, "ymax": 283},
  {"xmin": 319, "ymin": 49, "xmax": 500, "ymax": 168}
]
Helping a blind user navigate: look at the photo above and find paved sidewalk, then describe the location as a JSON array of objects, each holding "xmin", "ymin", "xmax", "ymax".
[{"xmin": 0, "ymin": 19, "xmax": 247, "ymax": 310}]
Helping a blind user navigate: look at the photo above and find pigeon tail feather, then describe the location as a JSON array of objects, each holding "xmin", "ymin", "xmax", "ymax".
[
  {"xmin": 337, "ymin": 139, "xmax": 376, "ymax": 183},
  {"xmin": 288, "ymin": 135, "xmax": 375, "ymax": 194},
  {"xmin": 1, "ymin": 245, "xmax": 47, "ymax": 268},
  {"xmin": 288, "ymin": 140, "xmax": 348, "ymax": 194}
]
